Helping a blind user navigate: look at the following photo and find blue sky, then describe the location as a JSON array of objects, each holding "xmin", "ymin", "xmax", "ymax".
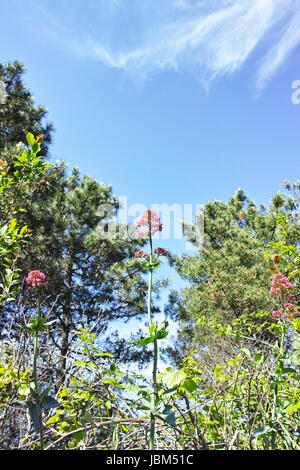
[{"xmin": 1, "ymin": 0, "xmax": 300, "ymax": 324}]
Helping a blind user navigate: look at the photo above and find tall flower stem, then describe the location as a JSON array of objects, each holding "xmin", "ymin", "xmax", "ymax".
[
  {"xmin": 135, "ymin": 210, "xmax": 165, "ymax": 450},
  {"xmin": 271, "ymin": 300, "xmax": 287, "ymax": 450},
  {"xmin": 32, "ymin": 290, "xmax": 44, "ymax": 450},
  {"xmin": 148, "ymin": 234, "xmax": 158, "ymax": 450},
  {"xmin": 33, "ymin": 291, "xmax": 40, "ymax": 393}
]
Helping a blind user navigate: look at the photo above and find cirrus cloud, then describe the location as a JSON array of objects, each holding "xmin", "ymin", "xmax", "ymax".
[{"xmin": 30, "ymin": 0, "xmax": 300, "ymax": 90}]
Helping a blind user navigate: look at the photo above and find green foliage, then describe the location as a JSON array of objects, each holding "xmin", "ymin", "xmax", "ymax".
[
  {"xmin": 23, "ymin": 316, "xmax": 57, "ymax": 334},
  {"xmin": 131, "ymin": 320, "xmax": 169, "ymax": 346},
  {"xmin": 0, "ymin": 132, "xmax": 51, "ymax": 303},
  {"xmin": 1, "ymin": 160, "xmax": 149, "ymax": 388},
  {"xmin": 169, "ymin": 183, "xmax": 300, "ymax": 372},
  {"xmin": 0, "ymin": 110, "xmax": 298, "ymax": 449},
  {"xmin": 0, "ymin": 61, "xmax": 53, "ymax": 155}
]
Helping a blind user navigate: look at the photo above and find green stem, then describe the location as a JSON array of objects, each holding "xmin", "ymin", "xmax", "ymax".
[
  {"xmin": 33, "ymin": 291, "xmax": 41, "ymax": 393},
  {"xmin": 33, "ymin": 290, "xmax": 44, "ymax": 450},
  {"xmin": 271, "ymin": 316, "xmax": 287, "ymax": 450},
  {"xmin": 148, "ymin": 234, "xmax": 158, "ymax": 450}
]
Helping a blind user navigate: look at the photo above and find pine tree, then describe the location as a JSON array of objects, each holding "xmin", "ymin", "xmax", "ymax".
[
  {"xmin": 0, "ymin": 61, "xmax": 53, "ymax": 156},
  {"xmin": 2, "ymin": 162, "xmax": 151, "ymax": 388},
  {"xmin": 167, "ymin": 182, "xmax": 300, "ymax": 372}
]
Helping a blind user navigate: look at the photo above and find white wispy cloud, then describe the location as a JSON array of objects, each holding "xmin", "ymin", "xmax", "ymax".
[
  {"xmin": 29, "ymin": 0, "xmax": 300, "ymax": 90},
  {"xmin": 256, "ymin": 5, "xmax": 300, "ymax": 90}
]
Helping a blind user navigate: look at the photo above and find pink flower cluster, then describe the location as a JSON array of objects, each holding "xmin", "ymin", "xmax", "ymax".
[
  {"xmin": 136, "ymin": 210, "xmax": 163, "ymax": 237},
  {"xmin": 134, "ymin": 250, "xmax": 148, "ymax": 259},
  {"xmin": 272, "ymin": 303, "xmax": 298, "ymax": 319},
  {"xmin": 154, "ymin": 247, "xmax": 168, "ymax": 257},
  {"xmin": 270, "ymin": 272, "xmax": 298, "ymax": 320},
  {"xmin": 26, "ymin": 270, "xmax": 48, "ymax": 291},
  {"xmin": 269, "ymin": 273, "xmax": 294, "ymax": 295}
]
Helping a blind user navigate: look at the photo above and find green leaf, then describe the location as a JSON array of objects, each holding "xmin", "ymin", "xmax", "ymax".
[
  {"xmin": 99, "ymin": 352, "xmax": 114, "ymax": 358},
  {"xmin": 26, "ymin": 132, "xmax": 35, "ymax": 146},
  {"xmin": 130, "ymin": 335, "xmax": 156, "ymax": 346},
  {"xmin": 182, "ymin": 378, "xmax": 198, "ymax": 393},
  {"xmin": 21, "ymin": 149, "xmax": 28, "ymax": 159},
  {"xmin": 154, "ymin": 404, "xmax": 176, "ymax": 427},
  {"xmin": 284, "ymin": 399, "xmax": 300, "ymax": 414},
  {"xmin": 240, "ymin": 348, "xmax": 251, "ymax": 358},
  {"xmin": 40, "ymin": 385, "xmax": 51, "ymax": 399},
  {"xmin": 74, "ymin": 360, "xmax": 87, "ymax": 367},
  {"xmin": 156, "ymin": 327, "xmax": 168, "ymax": 340},
  {"xmin": 288, "ymin": 269, "xmax": 300, "ymax": 279},
  {"xmin": 23, "ymin": 316, "xmax": 51, "ymax": 333},
  {"xmin": 161, "ymin": 386, "xmax": 178, "ymax": 398},
  {"xmin": 28, "ymin": 402, "xmax": 42, "ymax": 432},
  {"xmin": 130, "ymin": 322, "xmax": 169, "ymax": 346},
  {"xmin": 18, "ymin": 383, "xmax": 29, "ymax": 396},
  {"xmin": 149, "ymin": 324, "xmax": 157, "ymax": 335},
  {"xmin": 72, "ymin": 431, "xmax": 85, "ymax": 443},
  {"xmin": 46, "ymin": 415, "xmax": 59, "ymax": 425},
  {"xmin": 88, "ymin": 360, "xmax": 97, "ymax": 369},
  {"xmin": 282, "ymin": 366, "xmax": 297, "ymax": 375},
  {"xmin": 19, "ymin": 225, "xmax": 28, "ymax": 236},
  {"xmin": 162, "ymin": 368, "xmax": 187, "ymax": 388},
  {"xmin": 254, "ymin": 353, "xmax": 264, "ymax": 363},
  {"xmin": 142, "ymin": 261, "xmax": 160, "ymax": 270},
  {"xmin": 31, "ymin": 142, "xmax": 39, "ymax": 154},
  {"xmin": 42, "ymin": 395, "xmax": 60, "ymax": 410},
  {"xmin": 138, "ymin": 397, "xmax": 154, "ymax": 411},
  {"xmin": 29, "ymin": 386, "xmax": 40, "ymax": 400},
  {"xmin": 252, "ymin": 426, "xmax": 272, "ymax": 439}
]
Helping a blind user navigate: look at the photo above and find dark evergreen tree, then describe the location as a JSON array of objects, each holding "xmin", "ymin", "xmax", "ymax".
[
  {"xmin": 166, "ymin": 182, "xmax": 300, "ymax": 373},
  {"xmin": 0, "ymin": 61, "xmax": 53, "ymax": 156},
  {"xmin": 2, "ymin": 162, "xmax": 153, "ymax": 388}
]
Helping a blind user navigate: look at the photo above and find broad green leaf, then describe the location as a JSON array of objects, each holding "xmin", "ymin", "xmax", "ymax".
[
  {"xmin": 149, "ymin": 324, "xmax": 157, "ymax": 335},
  {"xmin": 40, "ymin": 385, "xmax": 51, "ymax": 399},
  {"xmin": 288, "ymin": 269, "xmax": 300, "ymax": 279},
  {"xmin": 156, "ymin": 327, "xmax": 168, "ymax": 340},
  {"xmin": 31, "ymin": 142, "xmax": 39, "ymax": 154},
  {"xmin": 161, "ymin": 386, "xmax": 178, "ymax": 398},
  {"xmin": 162, "ymin": 368, "xmax": 187, "ymax": 388},
  {"xmin": 28, "ymin": 402, "xmax": 42, "ymax": 432},
  {"xmin": 284, "ymin": 399, "xmax": 300, "ymax": 414},
  {"xmin": 254, "ymin": 353, "xmax": 264, "ymax": 363},
  {"xmin": 29, "ymin": 386, "xmax": 40, "ymax": 400},
  {"xmin": 42, "ymin": 395, "xmax": 60, "ymax": 409},
  {"xmin": 26, "ymin": 132, "xmax": 35, "ymax": 146},
  {"xmin": 182, "ymin": 378, "xmax": 198, "ymax": 393},
  {"xmin": 18, "ymin": 383, "xmax": 29, "ymax": 396},
  {"xmin": 252, "ymin": 426, "xmax": 272, "ymax": 439},
  {"xmin": 88, "ymin": 360, "xmax": 97, "ymax": 369},
  {"xmin": 282, "ymin": 366, "xmax": 297, "ymax": 375},
  {"xmin": 139, "ymin": 397, "xmax": 154, "ymax": 411},
  {"xmin": 19, "ymin": 225, "xmax": 28, "ymax": 236},
  {"xmin": 130, "ymin": 335, "xmax": 156, "ymax": 346},
  {"xmin": 46, "ymin": 415, "xmax": 59, "ymax": 425},
  {"xmin": 74, "ymin": 360, "xmax": 87, "ymax": 367},
  {"xmin": 240, "ymin": 348, "xmax": 251, "ymax": 358},
  {"xmin": 154, "ymin": 404, "xmax": 176, "ymax": 427},
  {"xmin": 142, "ymin": 261, "xmax": 160, "ymax": 270}
]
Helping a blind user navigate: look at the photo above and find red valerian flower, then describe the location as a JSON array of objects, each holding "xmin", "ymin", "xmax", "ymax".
[
  {"xmin": 154, "ymin": 247, "xmax": 168, "ymax": 256},
  {"xmin": 270, "ymin": 273, "xmax": 295, "ymax": 294},
  {"xmin": 134, "ymin": 250, "xmax": 148, "ymax": 258},
  {"xmin": 26, "ymin": 270, "xmax": 48, "ymax": 291},
  {"xmin": 136, "ymin": 210, "xmax": 163, "ymax": 237}
]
